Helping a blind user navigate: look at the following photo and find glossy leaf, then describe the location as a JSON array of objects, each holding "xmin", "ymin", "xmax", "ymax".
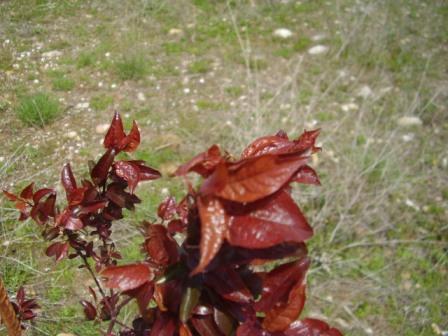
[
  {"xmin": 228, "ymin": 191, "xmax": 313, "ymax": 249},
  {"xmin": 176, "ymin": 145, "xmax": 223, "ymax": 177},
  {"xmin": 192, "ymin": 196, "xmax": 228, "ymax": 275},
  {"xmin": 61, "ymin": 163, "xmax": 77, "ymax": 198},
  {"xmin": 191, "ymin": 315, "xmax": 225, "ymax": 336},
  {"xmin": 293, "ymin": 165, "xmax": 320, "ymax": 185},
  {"xmin": 202, "ymin": 155, "xmax": 308, "ymax": 203},
  {"xmin": 80, "ymin": 300, "xmax": 97, "ymax": 321},
  {"xmin": 255, "ymin": 259, "xmax": 310, "ymax": 313},
  {"xmin": 124, "ymin": 281, "xmax": 154, "ymax": 315},
  {"xmin": 104, "ymin": 111, "xmax": 126, "ymax": 150},
  {"xmin": 144, "ymin": 224, "xmax": 179, "ymax": 266},
  {"xmin": 284, "ymin": 319, "xmax": 343, "ymax": 336},
  {"xmin": 102, "ymin": 263, "xmax": 154, "ymax": 291},
  {"xmin": 91, "ymin": 148, "xmax": 116, "ymax": 186},
  {"xmin": 120, "ymin": 120, "xmax": 141, "ymax": 152},
  {"xmin": 262, "ymin": 282, "xmax": 306, "ymax": 332}
]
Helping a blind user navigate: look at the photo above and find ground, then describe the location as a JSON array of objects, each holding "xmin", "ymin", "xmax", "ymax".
[{"xmin": 0, "ymin": 0, "xmax": 447, "ymax": 335}]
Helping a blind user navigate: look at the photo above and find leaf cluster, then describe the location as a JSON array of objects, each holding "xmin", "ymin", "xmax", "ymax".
[{"xmin": 4, "ymin": 113, "xmax": 342, "ymax": 336}]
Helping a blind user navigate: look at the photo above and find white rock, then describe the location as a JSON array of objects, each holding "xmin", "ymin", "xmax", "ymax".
[
  {"xmin": 341, "ymin": 102, "xmax": 358, "ymax": 112},
  {"xmin": 137, "ymin": 92, "xmax": 146, "ymax": 101},
  {"xmin": 76, "ymin": 102, "xmax": 90, "ymax": 109},
  {"xmin": 357, "ymin": 85, "xmax": 373, "ymax": 98},
  {"xmin": 0, "ymin": 156, "xmax": 4, "ymax": 162},
  {"xmin": 273, "ymin": 28, "xmax": 293, "ymax": 39},
  {"xmin": 307, "ymin": 45, "xmax": 329, "ymax": 55},
  {"xmin": 402, "ymin": 133, "xmax": 415, "ymax": 142},
  {"xmin": 311, "ymin": 33, "xmax": 326, "ymax": 41},
  {"xmin": 169, "ymin": 28, "xmax": 183, "ymax": 35},
  {"xmin": 397, "ymin": 116, "xmax": 422, "ymax": 127},
  {"xmin": 183, "ymin": 88, "xmax": 190, "ymax": 94},
  {"xmin": 105, "ymin": 52, "xmax": 111, "ymax": 57},
  {"xmin": 111, "ymin": 83, "xmax": 117, "ymax": 89},
  {"xmin": 67, "ymin": 131, "xmax": 77, "ymax": 138},
  {"xmin": 95, "ymin": 123, "xmax": 109, "ymax": 134},
  {"xmin": 42, "ymin": 50, "xmax": 62, "ymax": 58}
]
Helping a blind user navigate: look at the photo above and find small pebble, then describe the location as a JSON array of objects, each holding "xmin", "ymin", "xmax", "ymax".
[
  {"xmin": 273, "ymin": 28, "xmax": 293, "ymax": 39},
  {"xmin": 67, "ymin": 131, "xmax": 77, "ymax": 138},
  {"xmin": 397, "ymin": 116, "xmax": 422, "ymax": 127},
  {"xmin": 95, "ymin": 123, "xmax": 110, "ymax": 134},
  {"xmin": 307, "ymin": 45, "xmax": 329, "ymax": 55},
  {"xmin": 137, "ymin": 92, "xmax": 146, "ymax": 101}
]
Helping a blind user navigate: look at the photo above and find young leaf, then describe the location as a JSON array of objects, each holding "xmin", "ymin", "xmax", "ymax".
[
  {"xmin": 102, "ymin": 263, "xmax": 154, "ymax": 291},
  {"xmin": 20, "ymin": 182, "xmax": 34, "ymax": 200},
  {"xmin": 262, "ymin": 282, "xmax": 306, "ymax": 332},
  {"xmin": 201, "ymin": 155, "xmax": 308, "ymax": 203},
  {"xmin": 45, "ymin": 242, "xmax": 69, "ymax": 262},
  {"xmin": 120, "ymin": 120, "xmax": 140, "ymax": 152},
  {"xmin": 61, "ymin": 163, "xmax": 77, "ymax": 198},
  {"xmin": 80, "ymin": 300, "xmax": 97, "ymax": 321},
  {"xmin": 176, "ymin": 145, "xmax": 223, "ymax": 177},
  {"xmin": 292, "ymin": 165, "xmax": 320, "ymax": 185},
  {"xmin": 104, "ymin": 111, "xmax": 126, "ymax": 150},
  {"xmin": 284, "ymin": 319, "xmax": 343, "ymax": 336},
  {"xmin": 91, "ymin": 148, "xmax": 116, "ymax": 186},
  {"xmin": 227, "ymin": 191, "xmax": 313, "ymax": 249},
  {"xmin": 191, "ymin": 196, "xmax": 228, "ymax": 275}
]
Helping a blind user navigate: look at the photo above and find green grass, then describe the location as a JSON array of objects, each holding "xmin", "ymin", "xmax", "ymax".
[
  {"xmin": 15, "ymin": 92, "xmax": 61, "ymax": 127},
  {"xmin": 51, "ymin": 73, "xmax": 75, "ymax": 91},
  {"xmin": 115, "ymin": 55, "xmax": 149, "ymax": 81},
  {"xmin": 90, "ymin": 94, "xmax": 113, "ymax": 111},
  {"xmin": 188, "ymin": 59, "xmax": 211, "ymax": 74}
]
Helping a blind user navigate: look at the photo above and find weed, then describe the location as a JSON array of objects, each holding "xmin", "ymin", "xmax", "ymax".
[
  {"xmin": 52, "ymin": 74, "xmax": 75, "ymax": 91},
  {"xmin": 115, "ymin": 55, "xmax": 149, "ymax": 81},
  {"xmin": 15, "ymin": 92, "xmax": 61, "ymax": 127},
  {"xmin": 90, "ymin": 94, "xmax": 113, "ymax": 111}
]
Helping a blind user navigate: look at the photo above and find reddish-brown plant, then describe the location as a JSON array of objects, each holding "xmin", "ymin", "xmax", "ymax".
[{"xmin": 3, "ymin": 113, "xmax": 342, "ymax": 335}]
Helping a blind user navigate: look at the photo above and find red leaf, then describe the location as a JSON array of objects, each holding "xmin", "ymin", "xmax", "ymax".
[
  {"xmin": 227, "ymin": 191, "xmax": 313, "ymax": 249},
  {"xmin": 113, "ymin": 161, "xmax": 140, "ymax": 193},
  {"xmin": 180, "ymin": 323, "xmax": 194, "ymax": 336},
  {"xmin": 33, "ymin": 188, "xmax": 54, "ymax": 203},
  {"xmin": 78, "ymin": 200, "xmax": 108, "ymax": 215},
  {"xmin": 158, "ymin": 196, "xmax": 177, "ymax": 220},
  {"xmin": 292, "ymin": 165, "xmax": 320, "ymax": 185},
  {"xmin": 91, "ymin": 148, "xmax": 116, "ymax": 186},
  {"xmin": 104, "ymin": 111, "xmax": 126, "ymax": 150},
  {"xmin": 42, "ymin": 193, "xmax": 56, "ymax": 217},
  {"xmin": 285, "ymin": 319, "xmax": 343, "ymax": 336},
  {"xmin": 205, "ymin": 266, "xmax": 252, "ymax": 303},
  {"xmin": 65, "ymin": 216, "xmax": 84, "ymax": 230},
  {"xmin": 255, "ymin": 258, "xmax": 310, "ymax": 313},
  {"xmin": 150, "ymin": 312, "xmax": 177, "ymax": 336},
  {"xmin": 114, "ymin": 161, "xmax": 161, "ymax": 193},
  {"xmin": 45, "ymin": 242, "xmax": 69, "ymax": 262},
  {"xmin": 241, "ymin": 135, "xmax": 292, "ymax": 159},
  {"xmin": 61, "ymin": 163, "xmax": 77, "ymax": 198},
  {"xmin": 3, "ymin": 190, "xmax": 19, "ymax": 201},
  {"xmin": 120, "ymin": 120, "xmax": 140, "ymax": 152},
  {"xmin": 123, "ymin": 281, "xmax": 154, "ymax": 315},
  {"xmin": 262, "ymin": 282, "xmax": 306, "ymax": 332},
  {"xmin": 101, "ymin": 264, "xmax": 154, "ymax": 292},
  {"xmin": 144, "ymin": 224, "xmax": 179, "ymax": 266},
  {"xmin": 241, "ymin": 129, "xmax": 320, "ymax": 159},
  {"xmin": 132, "ymin": 161, "xmax": 161, "ymax": 181},
  {"xmin": 191, "ymin": 315, "xmax": 225, "ymax": 336},
  {"xmin": 176, "ymin": 145, "xmax": 223, "ymax": 177},
  {"xmin": 191, "ymin": 196, "xmax": 228, "ymax": 275},
  {"xmin": 202, "ymin": 155, "xmax": 308, "ymax": 203},
  {"xmin": 20, "ymin": 183, "xmax": 34, "ymax": 200},
  {"xmin": 80, "ymin": 300, "xmax": 97, "ymax": 321}
]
